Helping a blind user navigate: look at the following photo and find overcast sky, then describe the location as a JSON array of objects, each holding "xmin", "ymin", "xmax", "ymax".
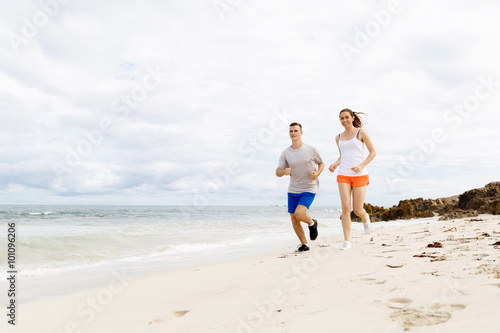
[{"xmin": 1, "ymin": 0, "xmax": 499, "ymax": 207}]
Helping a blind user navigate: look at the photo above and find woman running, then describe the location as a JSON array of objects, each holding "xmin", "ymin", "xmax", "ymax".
[{"xmin": 329, "ymin": 108, "xmax": 376, "ymax": 250}]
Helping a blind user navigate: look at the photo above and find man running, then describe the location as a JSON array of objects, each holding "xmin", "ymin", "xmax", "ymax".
[{"xmin": 276, "ymin": 122, "xmax": 325, "ymax": 252}]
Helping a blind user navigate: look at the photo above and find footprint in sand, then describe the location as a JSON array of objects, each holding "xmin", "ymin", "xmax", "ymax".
[
  {"xmin": 359, "ymin": 277, "xmax": 387, "ymax": 285},
  {"xmin": 386, "ymin": 298, "xmax": 412, "ymax": 309},
  {"xmin": 148, "ymin": 310, "xmax": 189, "ymax": 325},
  {"xmin": 476, "ymin": 263, "xmax": 500, "ymax": 278},
  {"xmin": 391, "ymin": 307, "xmax": 451, "ymax": 327},
  {"xmin": 390, "ymin": 303, "xmax": 466, "ymax": 328},
  {"xmin": 173, "ymin": 310, "xmax": 189, "ymax": 317},
  {"xmin": 449, "ymin": 304, "xmax": 467, "ymax": 310}
]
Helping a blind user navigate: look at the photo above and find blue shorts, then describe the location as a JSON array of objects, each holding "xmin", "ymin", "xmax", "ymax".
[{"xmin": 288, "ymin": 192, "xmax": 316, "ymax": 214}]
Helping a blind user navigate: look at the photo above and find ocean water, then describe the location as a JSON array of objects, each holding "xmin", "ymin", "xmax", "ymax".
[
  {"xmin": 0, "ymin": 205, "xmax": 437, "ymax": 302},
  {"xmin": 0, "ymin": 205, "xmax": 346, "ymax": 302}
]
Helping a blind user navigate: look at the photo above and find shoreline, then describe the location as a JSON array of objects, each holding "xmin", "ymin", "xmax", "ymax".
[
  {"xmin": 15, "ymin": 215, "xmax": 438, "ymax": 303},
  {"xmin": 5, "ymin": 214, "xmax": 500, "ymax": 332}
]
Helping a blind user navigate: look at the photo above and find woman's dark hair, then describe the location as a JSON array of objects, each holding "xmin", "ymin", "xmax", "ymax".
[{"xmin": 339, "ymin": 108, "xmax": 366, "ymax": 128}]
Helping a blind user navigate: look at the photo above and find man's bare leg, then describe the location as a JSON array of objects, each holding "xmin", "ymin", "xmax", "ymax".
[{"xmin": 290, "ymin": 212, "xmax": 308, "ymax": 244}]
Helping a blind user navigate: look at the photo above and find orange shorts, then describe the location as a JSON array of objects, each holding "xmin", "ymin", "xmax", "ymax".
[{"xmin": 337, "ymin": 175, "xmax": 369, "ymax": 187}]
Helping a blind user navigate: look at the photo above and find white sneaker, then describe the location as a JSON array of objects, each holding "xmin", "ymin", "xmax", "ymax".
[
  {"xmin": 341, "ymin": 241, "xmax": 351, "ymax": 250},
  {"xmin": 363, "ymin": 214, "xmax": 371, "ymax": 234}
]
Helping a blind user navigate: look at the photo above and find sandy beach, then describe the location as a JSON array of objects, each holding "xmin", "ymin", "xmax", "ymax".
[{"xmin": 5, "ymin": 214, "xmax": 500, "ymax": 333}]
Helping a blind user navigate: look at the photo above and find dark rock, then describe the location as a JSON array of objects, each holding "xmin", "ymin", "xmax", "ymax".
[
  {"xmin": 438, "ymin": 210, "xmax": 478, "ymax": 221},
  {"xmin": 488, "ymin": 198, "xmax": 500, "ymax": 215},
  {"xmin": 362, "ymin": 182, "xmax": 499, "ymax": 222},
  {"xmin": 458, "ymin": 182, "xmax": 500, "ymax": 213}
]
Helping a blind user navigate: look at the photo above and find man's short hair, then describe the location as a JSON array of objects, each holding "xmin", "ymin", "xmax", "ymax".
[{"xmin": 289, "ymin": 122, "xmax": 302, "ymax": 129}]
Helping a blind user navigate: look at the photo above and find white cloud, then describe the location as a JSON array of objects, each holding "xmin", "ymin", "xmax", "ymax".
[{"xmin": 1, "ymin": 0, "xmax": 499, "ymax": 206}]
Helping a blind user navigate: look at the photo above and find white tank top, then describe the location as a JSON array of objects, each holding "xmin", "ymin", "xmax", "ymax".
[{"xmin": 338, "ymin": 130, "xmax": 368, "ymax": 176}]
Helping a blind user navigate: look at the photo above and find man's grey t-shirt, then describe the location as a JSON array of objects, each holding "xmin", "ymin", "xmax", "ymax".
[{"xmin": 276, "ymin": 144, "xmax": 323, "ymax": 194}]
